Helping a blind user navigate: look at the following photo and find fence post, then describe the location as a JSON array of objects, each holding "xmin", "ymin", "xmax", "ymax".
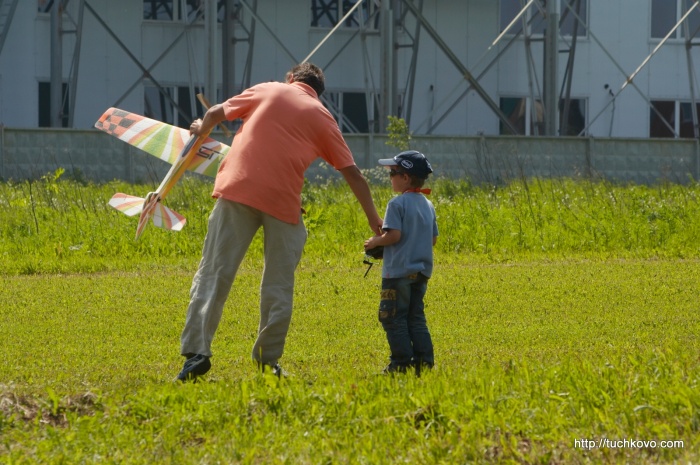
[
  {"xmin": 127, "ymin": 143, "xmax": 134, "ymax": 184},
  {"xmin": 0, "ymin": 124, "xmax": 4, "ymax": 180},
  {"xmin": 585, "ymin": 136, "xmax": 593, "ymax": 179},
  {"xmin": 696, "ymin": 138, "xmax": 699, "ymax": 182}
]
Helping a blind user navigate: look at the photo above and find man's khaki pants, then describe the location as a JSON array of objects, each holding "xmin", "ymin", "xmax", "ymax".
[{"xmin": 180, "ymin": 198, "xmax": 307, "ymax": 365}]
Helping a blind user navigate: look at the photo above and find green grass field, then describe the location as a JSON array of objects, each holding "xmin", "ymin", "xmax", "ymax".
[{"xmin": 1, "ymin": 173, "xmax": 700, "ymax": 463}]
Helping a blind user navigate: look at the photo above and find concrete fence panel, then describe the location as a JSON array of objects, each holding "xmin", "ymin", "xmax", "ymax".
[{"xmin": 1, "ymin": 128, "xmax": 698, "ymax": 186}]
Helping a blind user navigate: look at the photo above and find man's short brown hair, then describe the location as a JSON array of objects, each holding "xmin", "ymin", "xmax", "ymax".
[{"xmin": 286, "ymin": 63, "xmax": 325, "ymax": 97}]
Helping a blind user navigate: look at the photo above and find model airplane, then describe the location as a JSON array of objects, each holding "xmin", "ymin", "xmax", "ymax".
[{"xmin": 94, "ymin": 107, "xmax": 230, "ymax": 239}]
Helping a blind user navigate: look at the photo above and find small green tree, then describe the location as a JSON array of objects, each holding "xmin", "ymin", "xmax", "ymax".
[{"xmin": 385, "ymin": 115, "xmax": 411, "ymax": 151}]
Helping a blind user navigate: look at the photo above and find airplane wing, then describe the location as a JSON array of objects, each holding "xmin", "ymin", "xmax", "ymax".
[{"xmin": 94, "ymin": 107, "xmax": 229, "ymax": 178}]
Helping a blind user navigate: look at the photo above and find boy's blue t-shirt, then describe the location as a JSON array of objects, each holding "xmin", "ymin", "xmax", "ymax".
[{"xmin": 381, "ymin": 192, "xmax": 438, "ymax": 279}]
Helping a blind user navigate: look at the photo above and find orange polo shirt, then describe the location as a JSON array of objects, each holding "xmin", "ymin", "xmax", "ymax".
[{"xmin": 213, "ymin": 81, "xmax": 355, "ymax": 224}]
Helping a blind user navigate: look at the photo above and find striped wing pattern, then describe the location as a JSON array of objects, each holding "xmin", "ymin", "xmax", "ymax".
[
  {"xmin": 95, "ymin": 107, "xmax": 229, "ymax": 177},
  {"xmin": 108, "ymin": 193, "xmax": 185, "ymax": 232}
]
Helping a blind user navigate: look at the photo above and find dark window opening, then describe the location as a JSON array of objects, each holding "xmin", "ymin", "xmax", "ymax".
[
  {"xmin": 38, "ymin": 82, "xmax": 69, "ymax": 128},
  {"xmin": 500, "ymin": 97, "xmax": 545, "ymax": 135},
  {"xmin": 650, "ymin": 100, "xmax": 676, "ymax": 138},
  {"xmin": 143, "ymin": 0, "xmax": 225, "ymax": 22},
  {"xmin": 500, "ymin": 96, "xmax": 586, "ymax": 136},
  {"xmin": 651, "ymin": 0, "xmax": 700, "ymax": 39},
  {"xmin": 559, "ymin": 98, "xmax": 586, "ymax": 136},
  {"xmin": 311, "ymin": 0, "xmax": 378, "ymax": 29},
  {"xmin": 324, "ymin": 91, "xmax": 374, "ymax": 133},
  {"xmin": 680, "ymin": 102, "xmax": 700, "ymax": 137}
]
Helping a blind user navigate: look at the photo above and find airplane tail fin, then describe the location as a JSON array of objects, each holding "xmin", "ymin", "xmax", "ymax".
[{"xmin": 108, "ymin": 193, "xmax": 187, "ymax": 237}]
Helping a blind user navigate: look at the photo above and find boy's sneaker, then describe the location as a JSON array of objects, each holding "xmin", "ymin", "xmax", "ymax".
[
  {"xmin": 414, "ymin": 362, "xmax": 433, "ymax": 378},
  {"xmin": 381, "ymin": 363, "xmax": 409, "ymax": 375},
  {"xmin": 176, "ymin": 354, "xmax": 211, "ymax": 382}
]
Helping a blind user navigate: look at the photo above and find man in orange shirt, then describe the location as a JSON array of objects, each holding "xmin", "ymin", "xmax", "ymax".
[{"xmin": 178, "ymin": 62, "xmax": 383, "ymax": 381}]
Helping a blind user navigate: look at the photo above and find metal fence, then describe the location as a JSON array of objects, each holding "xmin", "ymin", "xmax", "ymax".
[{"xmin": 1, "ymin": 126, "xmax": 698, "ymax": 185}]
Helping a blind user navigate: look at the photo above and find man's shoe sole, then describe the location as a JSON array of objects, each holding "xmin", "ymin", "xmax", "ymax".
[{"xmin": 177, "ymin": 355, "xmax": 211, "ymax": 382}]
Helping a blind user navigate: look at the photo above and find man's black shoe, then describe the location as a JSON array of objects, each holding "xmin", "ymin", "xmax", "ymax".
[
  {"xmin": 177, "ymin": 354, "xmax": 211, "ymax": 382},
  {"xmin": 259, "ymin": 362, "xmax": 286, "ymax": 378}
]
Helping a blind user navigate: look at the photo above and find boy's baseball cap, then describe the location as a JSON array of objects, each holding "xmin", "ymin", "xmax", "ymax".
[{"xmin": 378, "ymin": 150, "xmax": 433, "ymax": 179}]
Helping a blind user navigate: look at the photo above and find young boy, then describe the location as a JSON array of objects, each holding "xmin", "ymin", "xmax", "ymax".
[{"xmin": 364, "ymin": 150, "xmax": 438, "ymax": 375}]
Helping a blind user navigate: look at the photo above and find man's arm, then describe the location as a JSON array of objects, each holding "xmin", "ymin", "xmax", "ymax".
[
  {"xmin": 190, "ymin": 103, "xmax": 227, "ymax": 136},
  {"xmin": 339, "ymin": 165, "xmax": 383, "ymax": 235}
]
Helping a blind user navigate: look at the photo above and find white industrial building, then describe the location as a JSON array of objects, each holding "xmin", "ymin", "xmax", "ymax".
[{"xmin": 0, "ymin": 0, "xmax": 699, "ymax": 140}]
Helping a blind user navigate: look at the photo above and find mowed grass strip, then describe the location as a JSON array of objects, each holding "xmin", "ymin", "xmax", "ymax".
[{"xmin": 1, "ymin": 259, "xmax": 699, "ymax": 463}]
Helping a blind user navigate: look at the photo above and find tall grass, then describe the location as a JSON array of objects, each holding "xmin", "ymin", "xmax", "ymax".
[
  {"xmin": 2, "ymin": 170, "xmax": 700, "ymax": 275},
  {"xmin": 430, "ymin": 175, "xmax": 700, "ymax": 260}
]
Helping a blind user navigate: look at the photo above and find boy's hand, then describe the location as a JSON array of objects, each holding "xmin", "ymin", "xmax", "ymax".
[
  {"xmin": 364, "ymin": 236, "xmax": 384, "ymax": 260},
  {"xmin": 365, "ymin": 229, "xmax": 401, "ymax": 251},
  {"xmin": 364, "ymin": 236, "xmax": 379, "ymax": 250}
]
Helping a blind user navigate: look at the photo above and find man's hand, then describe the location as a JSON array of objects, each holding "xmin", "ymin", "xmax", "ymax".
[
  {"xmin": 190, "ymin": 104, "xmax": 226, "ymax": 138},
  {"xmin": 189, "ymin": 118, "xmax": 204, "ymax": 136},
  {"xmin": 339, "ymin": 165, "xmax": 383, "ymax": 235},
  {"xmin": 370, "ymin": 218, "xmax": 383, "ymax": 236}
]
